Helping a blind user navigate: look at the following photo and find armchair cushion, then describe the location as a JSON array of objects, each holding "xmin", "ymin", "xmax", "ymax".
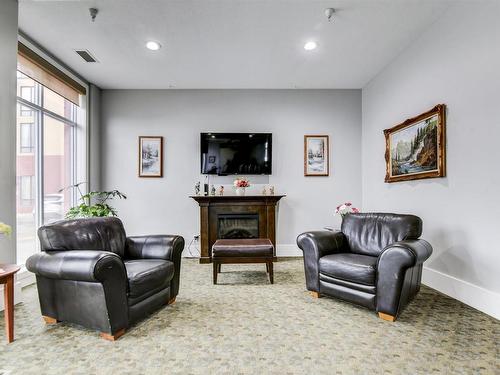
[
  {"xmin": 124, "ymin": 259, "xmax": 174, "ymax": 301},
  {"xmin": 319, "ymin": 253, "xmax": 377, "ymax": 286}
]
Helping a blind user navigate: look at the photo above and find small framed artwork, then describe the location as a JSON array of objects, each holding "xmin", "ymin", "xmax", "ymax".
[
  {"xmin": 304, "ymin": 135, "xmax": 329, "ymax": 176},
  {"xmin": 138, "ymin": 136, "xmax": 163, "ymax": 178},
  {"xmin": 384, "ymin": 104, "xmax": 446, "ymax": 183}
]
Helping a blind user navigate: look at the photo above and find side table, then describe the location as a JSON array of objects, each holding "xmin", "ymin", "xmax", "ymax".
[{"xmin": 0, "ymin": 264, "xmax": 21, "ymax": 343}]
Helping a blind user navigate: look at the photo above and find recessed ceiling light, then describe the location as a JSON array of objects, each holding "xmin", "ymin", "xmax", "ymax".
[
  {"xmin": 304, "ymin": 41, "xmax": 318, "ymax": 51},
  {"xmin": 146, "ymin": 41, "xmax": 161, "ymax": 51}
]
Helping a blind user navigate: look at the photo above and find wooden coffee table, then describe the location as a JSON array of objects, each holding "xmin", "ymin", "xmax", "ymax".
[
  {"xmin": 212, "ymin": 239, "xmax": 274, "ymax": 284},
  {"xmin": 0, "ymin": 264, "xmax": 21, "ymax": 343}
]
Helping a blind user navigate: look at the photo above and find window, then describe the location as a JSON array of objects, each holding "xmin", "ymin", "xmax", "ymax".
[
  {"xmin": 16, "ymin": 66, "xmax": 86, "ymax": 266},
  {"xmin": 20, "ymin": 105, "xmax": 33, "ymax": 117},
  {"xmin": 20, "ymin": 122, "xmax": 34, "ymax": 153},
  {"xmin": 20, "ymin": 86, "xmax": 33, "ymax": 102},
  {"xmin": 20, "ymin": 176, "xmax": 34, "ymax": 203}
]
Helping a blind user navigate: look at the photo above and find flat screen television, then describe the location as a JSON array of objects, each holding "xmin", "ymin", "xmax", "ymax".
[{"xmin": 200, "ymin": 133, "xmax": 272, "ymax": 175}]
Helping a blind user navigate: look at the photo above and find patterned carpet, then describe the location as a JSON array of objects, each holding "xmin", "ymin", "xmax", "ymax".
[{"xmin": 0, "ymin": 259, "xmax": 498, "ymax": 374}]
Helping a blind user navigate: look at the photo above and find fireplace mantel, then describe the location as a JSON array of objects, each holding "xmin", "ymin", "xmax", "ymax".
[{"xmin": 190, "ymin": 195, "xmax": 285, "ymax": 263}]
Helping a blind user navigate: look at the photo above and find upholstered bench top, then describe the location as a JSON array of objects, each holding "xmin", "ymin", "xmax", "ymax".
[{"xmin": 212, "ymin": 239, "xmax": 274, "ymax": 257}]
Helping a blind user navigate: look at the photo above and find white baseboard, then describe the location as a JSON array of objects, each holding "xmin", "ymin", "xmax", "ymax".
[
  {"xmin": 276, "ymin": 244, "xmax": 302, "ymax": 257},
  {"xmin": 422, "ymin": 266, "xmax": 500, "ymax": 320}
]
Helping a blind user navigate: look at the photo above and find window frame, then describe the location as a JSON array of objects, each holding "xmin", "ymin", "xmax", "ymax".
[{"xmin": 15, "ymin": 34, "xmax": 90, "ymax": 274}]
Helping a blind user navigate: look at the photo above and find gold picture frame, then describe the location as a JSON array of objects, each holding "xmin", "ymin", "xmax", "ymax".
[{"xmin": 384, "ymin": 104, "xmax": 446, "ymax": 183}]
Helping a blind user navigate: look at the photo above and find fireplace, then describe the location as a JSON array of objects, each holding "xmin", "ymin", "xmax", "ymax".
[
  {"xmin": 218, "ymin": 214, "xmax": 259, "ymax": 239},
  {"xmin": 190, "ymin": 194, "xmax": 285, "ymax": 263}
]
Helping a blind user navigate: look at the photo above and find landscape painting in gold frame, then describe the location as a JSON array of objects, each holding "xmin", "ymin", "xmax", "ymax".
[{"xmin": 384, "ymin": 104, "xmax": 446, "ymax": 183}]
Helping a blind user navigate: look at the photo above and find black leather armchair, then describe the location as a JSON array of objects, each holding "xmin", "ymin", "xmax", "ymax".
[
  {"xmin": 26, "ymin": 217, "xmax": 184, "ymax": 340},
  {"xmin": 297, "ymin": 213, "xmax": 432, "ymax": 321}
]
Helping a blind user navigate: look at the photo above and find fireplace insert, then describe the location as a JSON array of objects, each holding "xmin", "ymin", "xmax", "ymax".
[{"xmin": 217, "ymin": 214, "xmax": 259, "ymax": 239}]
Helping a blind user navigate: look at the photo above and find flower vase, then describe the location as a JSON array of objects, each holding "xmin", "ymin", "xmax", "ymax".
[{"xmin": 235, "ymin": 187, "xmax": 246, "ymax": 196}]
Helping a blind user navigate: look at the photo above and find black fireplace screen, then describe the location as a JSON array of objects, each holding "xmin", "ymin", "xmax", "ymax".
[{"xmin": 217, "ymin": 214, "xmax": 259, "ymax": 239}]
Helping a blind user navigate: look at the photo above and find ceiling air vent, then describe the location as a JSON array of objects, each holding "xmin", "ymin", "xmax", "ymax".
[{"xmin": 75, "ymin": 49, "xmax": 98, "ymax": 63}]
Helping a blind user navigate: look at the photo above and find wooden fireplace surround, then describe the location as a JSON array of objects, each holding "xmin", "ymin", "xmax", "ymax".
[{"xmin": 190, "ymin": 195, "xmax": 285, "ymax": 263}]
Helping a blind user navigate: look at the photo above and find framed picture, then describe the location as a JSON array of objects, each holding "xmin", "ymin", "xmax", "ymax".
[
  {"xmin": 304, "ymin": 135, "xmax": 329, "ymax": 176},
  {"xmin": 384, "ymin": 104, "xmax": 446, "ymax": 183},
  {"xmin": 138, "ymin": 136, "xmax": 163, "ymax": 177}
]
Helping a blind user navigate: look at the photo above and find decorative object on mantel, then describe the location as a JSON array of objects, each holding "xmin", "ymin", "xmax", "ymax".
[
  {"xmin": 269, "ymin": 186, "xmax": 275, "ymax": 195},
  {"xmin": 219, "ymin": 186, "xmax": 224, "ymax": 196},
  {"xmin": 304, "ymin": 135, "xmax": 329, "ymax": 176},
  {"xmin": 210, "ymin": 185, "xmax": 216, "ymax": 196},
  {"xmin": 0, "ymin": 222, "xmax": 12, "ymax": 237},
  {"xmin": 234, "ymin": 177, "xmax": 250, "ymax": 196},
  {"xmin": 335, "ymin": 202, "xmax": 360, "ymax": 219},
  {"xmin": 138, "ymin": 136, "xmax": 163, "ymax": 177},
  {"xmin": 62, "ymin": 182, "xmax": 127, "ymax": 219},
  {"xmin": 195, "ymin": 181, "xmax": 201, "ymax": 196},
  {"xmin": 384, "ymin": 104, "xmax": 446, "ymax": 183},
  {"xmin": 262, "ymin": 186, "xmax": 267, "ymax": 195}
]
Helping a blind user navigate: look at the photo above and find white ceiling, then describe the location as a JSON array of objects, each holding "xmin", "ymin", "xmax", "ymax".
[{"xmin": 19, "ymin": 0, "xmax": 452, "ymax": 89}]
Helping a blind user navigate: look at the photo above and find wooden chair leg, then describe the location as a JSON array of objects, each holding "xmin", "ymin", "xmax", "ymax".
[
  {"xmin": 4, "ymin": 276, "xmax": 14, "ymax": 343},
  {"xmin": 167, "ymin": 297, "xmax": 176, "ymax": 305},
  {"xmin": 42, "ymin": 316, "xmax": 59, "ymax": 325},
  {"xmin": 378, "ymin": 312, "xmax": 396, "ymax": 322},
  {"xmin": 268, "ymin": 261, "xmax": 274, "ymax": 284},
  {"xmin": 310, "ymin": 291, "xmax": 321, "ymax": 298},
  {"xmin": 100, "ymin": 328, "xmax": 125, "ymax": 341},
  {"xmin": 217, "ymin": 263, "xmax": 221, "ymax": 273},
  {"xmin": 213, "ymin": 261, "xmax": 218, "ymax": 284},
  {"xmin": 266, "ymin": 262, "xmax": 269, "ymax": 273}
]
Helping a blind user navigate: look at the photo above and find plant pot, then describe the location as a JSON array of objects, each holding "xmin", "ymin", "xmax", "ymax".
[{"xmin": 235, "ymin": 187, "xmax": 246, "ymax": 196}]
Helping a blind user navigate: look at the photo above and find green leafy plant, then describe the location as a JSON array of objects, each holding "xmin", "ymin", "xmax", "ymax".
[
  {"xmin": 0, "ymin": 222, "xmax": 12, "ymax": 236},
  {"xmin": 62, "ymin": 182, "xmax": 127, "ymax": 219}
]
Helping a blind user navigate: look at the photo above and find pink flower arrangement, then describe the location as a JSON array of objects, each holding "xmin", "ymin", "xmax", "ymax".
[
  {"xmin": 335, "ymin": 202, "xmax": 360, "ymax": 218},
  {"xmin": 233, "ymin": 177, "xmax": 250, "ymax": 188}
]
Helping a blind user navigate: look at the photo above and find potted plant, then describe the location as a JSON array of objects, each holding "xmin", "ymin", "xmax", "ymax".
[
  {"xmin": 0, "ymin": 222, "xmax": 12, "ymax": 237},
  {"xmin": 233, "ymin": 177, "xmax": 250, "ymax": 196},
  {"xmin": 63, "ymin": 183, "xmax": 127, "ymax": 219}
]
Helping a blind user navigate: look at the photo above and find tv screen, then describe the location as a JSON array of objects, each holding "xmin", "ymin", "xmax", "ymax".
[{"xmin": 200, "ymin": 133, "xmax": 272, "ymax": 175}]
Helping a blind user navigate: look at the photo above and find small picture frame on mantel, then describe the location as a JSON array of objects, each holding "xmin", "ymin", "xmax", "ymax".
[
  {"xmin": 138, "ymin": 136, "xmax": 164, "ymax": 178},
  {"xmin": 304, "ymin": 135, "xmax": 329, "ymax": 176}
]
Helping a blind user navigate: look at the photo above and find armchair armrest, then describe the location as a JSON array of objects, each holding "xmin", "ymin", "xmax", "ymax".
[
  {"xmin": 296, "ymin": 231, "xmax": 346, "ymax": 292},
  {"xmin": 376, "ymin": 239, "xmax": 433, "ymax": 316},
  {"xmin": 125, "ymin": 235, "xmax": 184, "ymax": 261},
  {"xmin": 26, "ymin": 250, "xmax": 129, "ymax": 334},
  {"xmin": 125, "ymin": 235, "xmax": 185, "ymax": 298},
  {"xmin": 26, "ymin": 250, "xmax": 126, "ymax": 283}
]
